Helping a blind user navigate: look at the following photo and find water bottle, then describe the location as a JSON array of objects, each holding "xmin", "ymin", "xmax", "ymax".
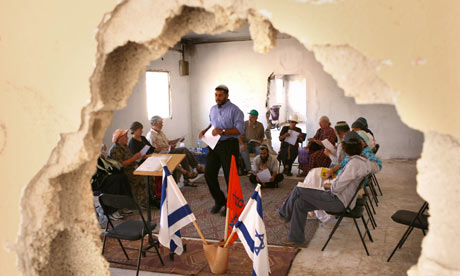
[{"xmin": 197, "ymin": 139, "xmax": 202, "ymax": 150}]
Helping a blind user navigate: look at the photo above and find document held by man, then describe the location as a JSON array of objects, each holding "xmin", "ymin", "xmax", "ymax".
[
  {"xmin": 322, "ymin": 139, "xmax": 337, "ymax": 154},
  {"xmin": 201, "ymin": 127, "xmax": 220, "ymax": 150},
  {"xmin": 285, "ymin": 130, "xmax": 300, "ymax": 146},
  {"xmin": 256, "ymin": 168, "xmax": 272, "ymax": 183}
]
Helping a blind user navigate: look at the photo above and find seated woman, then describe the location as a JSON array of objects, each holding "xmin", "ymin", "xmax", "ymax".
[
  {"xmin": 91, "ymin": 144, "xmax": 133, "ymax": 220},
  {"xmin": 147, "ymin": 116, "xmax": 205, "ymax": 186},
  {"xmin": 128, "ymin": 121, "xmax": 155, "ymax": 160},
  {"xmin": 278, "ymin": 131, "xmax": 381, "ymax": 247},
  {"xmin": 297, "ymin": 116, "xmax": 337, "ymax": 177},
  {"xmin": 277, "ymin": 114, "xmax": 304, "ymax": 176},
  {"xmin": 108, "ymin": 129, "xmax": 155, "ymax": 208}
]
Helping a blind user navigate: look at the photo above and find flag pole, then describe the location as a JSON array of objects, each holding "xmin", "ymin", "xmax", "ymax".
[
  {"xmin": 192, "ymin": 221, "xmax": 208, "ymax": 245},
  {"xmin": 224, "ymin": 231, "xmax": 236, "ymax": 248},
  {"xmin": 224, "ymin": 207, "xmax": 229, "ymax": 242}
]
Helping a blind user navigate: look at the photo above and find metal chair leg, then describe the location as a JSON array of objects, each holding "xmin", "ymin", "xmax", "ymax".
[
  {"xmin": 387, "ymin": 225, "xmax": 414, "ymax": 262},
  {"xmin": 365, "ymin": 202, "xmax": 376, "ymax": 229},
  {"xmin": 353, "ymin": 218, "xmax": 370, "ymax": 256},
  {"xmin": 372, "ymin": 174, "xmax": 383, "ymax": 196},
  {"xmin": 364, "ymin": 186, "xmax": 377, "ymax": 214},
  {"xmin": 117, "ymin": 239, "xmax": 130, "ymax": 260},
  {"xmin": 361, "ymin": 215, "xmax": 374, "ymax": 242},
  {"xmin": 321, "ymin": 215, "xmax": 345, "ymax": 251},
  {"xmin": 136, "ymin": 236, "xmax": 144, "ymax": 276}
]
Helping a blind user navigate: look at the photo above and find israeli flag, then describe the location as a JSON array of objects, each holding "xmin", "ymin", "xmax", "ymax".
[
  {"xmin": 233, "ymin": 184, "xmax": 270, "ymax": 276},
  {"xmin": 158, "ymin": 165, "xmax": 196, "ymax": 255}
]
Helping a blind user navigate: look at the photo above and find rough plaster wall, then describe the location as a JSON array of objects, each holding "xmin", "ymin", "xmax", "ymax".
[
  {"xmin": 1, "ymin": 0, "xmax": 458, "ymax": 275},
  {"xmin": 13, "ymin": 2, "xmax": 278, "ymax": 275},
  {"xmin": 189, "ymin": 38, "xmax": 423, "ymax": 159},
  {"xmin": 408, "ymin": 132, "xmax": 460, "ymax": 275},
  {"xmin": 103, "ymin": 50, "xmax": 193, "ymax": 148}
]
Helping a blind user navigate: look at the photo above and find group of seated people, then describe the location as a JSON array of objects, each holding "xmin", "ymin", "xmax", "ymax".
[
  {"xmin": 91, "ymin": 115, "xmax": 206, "ymax": 219},
  {"xmin": 277, "ymin": 118, "xmax": 382, "ymax": 246}
]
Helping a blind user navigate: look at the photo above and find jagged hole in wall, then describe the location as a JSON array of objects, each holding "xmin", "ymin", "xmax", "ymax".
[{"xmin": 16, "ymin": 4, "xmax": 426, "ymax": 276}]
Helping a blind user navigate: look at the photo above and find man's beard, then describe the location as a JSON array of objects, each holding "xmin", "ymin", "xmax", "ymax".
[
  {"xmin": 217, "ymin": 98, "xmax": 228, "ymax": 107},
  {"xmin": 260, "ymin": 155, "xmax": 269, "ymax": 163}
]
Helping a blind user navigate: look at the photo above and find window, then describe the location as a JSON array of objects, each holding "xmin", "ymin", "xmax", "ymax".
[{"xmin": 146, "ymin": 71, "xmax": 171, "ymax": 119}]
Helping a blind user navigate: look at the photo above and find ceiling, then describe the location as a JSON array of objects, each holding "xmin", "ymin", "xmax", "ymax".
[{"xmin": 180, "ymin": 24, "xmax": 292, "ymax": 44}]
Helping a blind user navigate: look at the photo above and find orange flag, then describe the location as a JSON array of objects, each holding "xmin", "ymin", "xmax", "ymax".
[{"xmin": 225, "ymin": 155, "xmax": 245, "ymax": 246}]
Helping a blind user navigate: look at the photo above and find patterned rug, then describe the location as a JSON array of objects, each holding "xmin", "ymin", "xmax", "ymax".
[
  {"xmin": 145, "ymin": 176, "xmax": 319, "ymax": 246},
  {"xmin": 104, "ymin": 237, "xmax": 300, "ymax": 275}
]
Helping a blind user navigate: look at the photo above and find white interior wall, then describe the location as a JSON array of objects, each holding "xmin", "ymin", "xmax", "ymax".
[
  {"xmin": 103, "ymin": 50, "xmax": 192, "ymax": 148},
  {"xmin": 188, "ymin": 38, "xmax": 423, "ymax": 159}
]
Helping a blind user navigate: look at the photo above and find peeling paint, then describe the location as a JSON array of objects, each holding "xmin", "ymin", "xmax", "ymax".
[{"xmin": 412, "ymin": 57, "xmax": 427, "ymax": 66}]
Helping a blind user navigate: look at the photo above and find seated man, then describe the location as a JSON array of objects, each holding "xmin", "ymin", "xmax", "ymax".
[
  {"xmin": 278, "ymin": 131, "xmax": 381, "ymax": 247},
  {"xmin": 147, "ymin": 115, "xmax": 205, "ymax": 186},
  {"xmin": 249, "ymin": 145, "xmax": 284, "ymax": 188},
  {"xmin": 239, "ymin": 109, "xmax": 265, "ymax": 174},
  {"xmin": 324, "ymin": 121, "xmax": 350, "ymax": 167},
  {"xmin": 351, "ymin": 118, "xmax": 376, "ymax": 150}
]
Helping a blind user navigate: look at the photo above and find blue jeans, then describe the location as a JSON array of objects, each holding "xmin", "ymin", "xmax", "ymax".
[{"xmin": 240, "ymin": 142, "xmax": 260, "ymax": 171}]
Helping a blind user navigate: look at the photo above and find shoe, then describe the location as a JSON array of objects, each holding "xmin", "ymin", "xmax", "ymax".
[
  {"xmin": 188, "ymin": 174, "xmax": 203, "ymax": 183},
  {"xmin": 211, "ymin": 203, "xmax": 224, "ymax": 214},
  {"xmin": 285, "ymin": 171, "xmax": 293, "ymax": 177},
  {"xmin": 185, "ymin": 171, "xmax": 198, "ymax": 179},
  {"xmin": 196, "ymin": 166, "xmax": 205, "ymax": 174},
  {"xmin": 220, "ymin": 208, "xmax": 226, "ymax": 217},
  {"xmin": 281, "ymin": 238, "xmax": 307, "ymax": 248},
  {"xmin": 120, "ymin": 208, "xmax": 134, "ymax": 215},
  {"xmin": 108, "ymin": 211, "xmax": 123, "ymax": 220}
]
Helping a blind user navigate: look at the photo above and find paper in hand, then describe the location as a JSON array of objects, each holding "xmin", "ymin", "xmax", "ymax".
[
  {"xmin": 257, "ymin": 168, "xmax": 272, "ymax": 183},
  {"xmin": 285, "ymin": 130, "xmax": 300, "ymax": 146},
  {"xmin": 136, "ymin": 145, "xmax": 151, "ymax": 161},
  {"xmin": 322, "ymin": 139, "xmax": 336, "ymax": 154},
  {"xmin": 201, "ymin": 127, "xmax": 220, "ymax": 150}
]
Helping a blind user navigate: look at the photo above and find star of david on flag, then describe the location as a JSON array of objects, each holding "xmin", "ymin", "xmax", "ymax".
[
  {"xmin": 158, "ymin": 164, "xmax": 196, "ymax": 255},
  {"xmin": 232, "ymin": 184, "xmax": 270, "ymax": 276}
]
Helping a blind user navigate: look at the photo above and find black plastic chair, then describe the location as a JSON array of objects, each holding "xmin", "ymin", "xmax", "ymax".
[
  {"xmin": 322, "ymin": 177, "xmax": 374, "ymax": 256},
  {"xmin": 99, "ymin": 194, "xmax": 164, "ymax": 276},
  {"xmin": 387, "ymin": 202, "xmax": 429, "ymax": 262}
]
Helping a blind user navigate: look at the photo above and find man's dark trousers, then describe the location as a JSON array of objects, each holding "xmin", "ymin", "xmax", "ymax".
[{"xmin": 204, "ymin": 138, "xmax": 239, "ymax": 207}]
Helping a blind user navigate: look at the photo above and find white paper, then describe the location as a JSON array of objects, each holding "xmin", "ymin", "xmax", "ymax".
[
  {"xmin": 285, "ymin": 130, "xmax": 300, "ymax": 146},
  {"xmin": 201, "ymin": 127, "xmax": 220, "ymax": 150},
  {"xmin": 257, "ymin": 168, "xmax": 272, "ymax": 183},
  {"xmin": 136, "ymin": 155, "xmax": 172, "ymax": 172},
  {"xmin": 136, "ymin": 145, "xmax": 151, "ymax": 161},
  {"xmin": 322, "ymin": 139, "xmax": 337, "ymax": 154}
]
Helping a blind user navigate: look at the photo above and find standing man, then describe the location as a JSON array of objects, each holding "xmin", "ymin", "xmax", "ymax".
[
  {"xmin": 239, "ymin": 109, "xmax": 265, "ymax": 174},
  {"xmin": 199, "ymin": 84, "xmax": 244, "ymax": 215}
]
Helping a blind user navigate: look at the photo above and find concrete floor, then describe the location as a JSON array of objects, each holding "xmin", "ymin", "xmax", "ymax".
[{"xmin": 110, "ymin": 159, "xmax": 424, "ymax": 276}]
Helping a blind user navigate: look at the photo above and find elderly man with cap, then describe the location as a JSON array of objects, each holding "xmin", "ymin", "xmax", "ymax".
[
  {"xmin": 108, "ymin": 129, "xmax": 154, "ymax": 207},
  {"xmin": 198, "ymin": 84, "xmax": 244, "ymax": 215},
  {"xmin": 298, "ymin": 116, "xmax": 337, "ymax": 177},
  {"xmin": 147, "ymin": 115, "xmax": 205, "ymax": 186},
  {"xmin": 277, "ymin": 114, "xmax": 304, "ymax": 176},
  {"xmin": 238, "ymin": 109, "xmax": 265, "ymax": 174},
  {"xmin": 278, "ymin": 131, "xmax": 381, "ymax": 247},
  {"xmin": 249, "ymin": 144, "xmax": 284, "ymax": 188}
]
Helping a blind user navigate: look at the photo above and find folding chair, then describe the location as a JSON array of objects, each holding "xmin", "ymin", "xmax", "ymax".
[
  {"xmin": 100, "ymin": 194, "xmax": 164, "ymax": 276},
  {"xmin": 387, "ymin": 201, "xmax": 429, "ymax": 262},
  {"xmin": 321, "ymin": 176, "xmax": 374, "ymax": 256}
]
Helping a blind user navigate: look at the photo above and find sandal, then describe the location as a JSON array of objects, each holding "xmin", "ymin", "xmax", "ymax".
[
  {"xmin": 186, "ymin": 171, "xmax": 198, "ymax": 179},
  {"xmin": 196, "ymin": 166, "xmax": 205, "ymax": 174},
  {"xmin": 184, "ymin": 180, "xmax": 198, "ymax": 187}
]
